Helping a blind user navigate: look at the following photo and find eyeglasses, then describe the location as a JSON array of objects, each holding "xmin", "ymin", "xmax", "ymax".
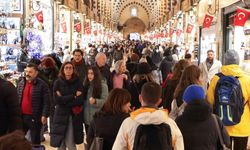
[{"xmin": 64, "ymin": 66, "xmax": 73, "ymax": 70}]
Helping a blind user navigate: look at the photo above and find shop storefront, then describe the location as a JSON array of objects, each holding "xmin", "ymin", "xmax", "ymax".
[
  {"xmin": 222, "ymin": 1, "xmax": 250, "ymax": 74},
  {"xmin": 0, "ymin": 0, "xmax": 23, "ymax": 77},
  {"xmin": 23, "ymin": 0, "xmax": 53, "ymax": 58}
]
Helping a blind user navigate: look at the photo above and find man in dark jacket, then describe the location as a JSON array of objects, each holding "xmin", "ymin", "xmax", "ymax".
[
  {"xmin": 0, "ymin": 78, "xmax": 22, "ymax": 136},
  {"xmin": 17, "ymin": 45, "xmax": 29, "ymax": 72},
  {"xmin": 72, "ymin": 49, "xmax": 87, "ymax": 84},
  {"xmin": 95, "ymin": 52, "xmax": 112, "ymax": 91},
  {"xmin": 160, "ymin": 49, "xmax": 174, "ymax": 81},
  {"xmin": 17, "ymin": 63, "xmax": 50, "ymax": 144}
]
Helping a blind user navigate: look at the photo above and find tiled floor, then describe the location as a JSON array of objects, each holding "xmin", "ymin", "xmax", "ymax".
[
  {"xmin": 43, "ymin": 134, "xmax": 84, "ymax": 150},
  {"xmin": 42, "ymin": 133, "xmax": 250, "ymax": 150}
]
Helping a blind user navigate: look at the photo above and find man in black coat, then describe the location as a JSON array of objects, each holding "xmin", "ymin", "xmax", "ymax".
[
  {"xmin": 0, "ymin": 78, "xmax": 22, "ymax": 136},
  {"xmin": 95, "ymin": 52, "xmax": 112, "ymax": 91},
  {"xmin": 17, "ymin": 63, "xmax": 50, "ymax": 144}
]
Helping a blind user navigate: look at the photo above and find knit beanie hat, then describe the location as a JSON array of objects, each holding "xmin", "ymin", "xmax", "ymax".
[
  {"xmin": 183, "ymin": 85, "xmax": 205, "ymax": 104},
  {"xmin": 223, "ymin": 49, "xmax": 240, "ymax": 65},
  {"xmin": 137, "ymin": 62, "xmax": 152, "ymax": 75}
]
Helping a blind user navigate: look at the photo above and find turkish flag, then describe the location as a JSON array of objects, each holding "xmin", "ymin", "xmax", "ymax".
[
  {"xmin": 169, "ymin": 28, "xmax": 174, "ymax": 36},
  {"xmin": 176, "ymin": 29, "xmax": 182, "ymax": 37},
  {"xmin": 93, "ymin": 30, "xmax": 98, "ymax": 36},
  {"xmin": 186, "ymin": 23, "xmax": 194, "ymax": 33},
  {"xmin": 85, "ymin": 22, "xmax": 91, "ymax": 35},
  {"xmin": 74, "ymin": 22, "xmax": 81, "ymax": 33},
  {"xmin": 203, "ymin": 14, "xmax": 214, "ymax": 28},
  {"xmin": 234, "ymin": 7, "xmax": 250, "ymax": 27},
  {"xmin": 60, "ymin": 22, "xmax": 67, "ymax": 33},
  {"xmin": 35, "ymin": 11, "xmax": 43, "ymax": 23}
]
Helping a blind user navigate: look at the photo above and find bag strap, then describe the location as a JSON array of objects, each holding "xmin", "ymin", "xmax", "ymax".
[{"xmin": 212, "ymin": 114, "xmax": 228, "ymax": 149}]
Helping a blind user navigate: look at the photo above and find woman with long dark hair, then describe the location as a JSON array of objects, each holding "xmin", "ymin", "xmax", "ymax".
[
  {"xmin": 173, "ymin": 65, "xmax": 202, "ymax": 107},
  {"xmin": 83, "ymin": 66, "xmax": 108, "ymax": 131},
  {"xmin": 162, "ymin": 59, "xmax": 190, "ymax": 111},
  {"xmin": 50, "ymin": 62, "xmax": 84, "ymax": 150},
  {"xmin": 86, "ymin": 88, "xmax": 131, "ymax": 150}
]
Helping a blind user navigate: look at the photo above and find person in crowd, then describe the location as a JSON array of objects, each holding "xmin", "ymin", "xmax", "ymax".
[
  {"xmin": 72, "ymin": 49, "xmax": 87, "ymax": 84},
  {"xmin": 56, "ymin": 47, "xmax": 64, "ymax": 62},
  {"xmin": 184, "ymin": 53, "xmax": 192, "ymax": 65},
  {"xmin": 173, "ymin": 65, "xmax": 202, "ymax": 109},
  {"xmin": 172, "ymin": 45, "xmax": 179, "ymax": 63},
  {"xmin": 0, "ymin": 78, "xmax": 22, "ymax": 136},
  {"xmin": 111, "ymin": 60, "xmax": 131, "ymax": 90},
  {"xmin": 176, "ymin": 85, "xmax": 230, "ymax": 150},
  {"xmin": 199, "ymin": 50, "xmax": 222, "ymax": 90},
  {"xmin": 87, "ymin": 88, "xmax": 131, "ymax": 150},
  {"xmin": 63, "ymin": 46, "xmax": 71, "ymax": 63},
  {"xmin": 17, "ymin": 63, "xmax": 49, "ymax": 144},
  {"xmin": 95, "ymin": 52, "xmax": 112, "ymax": 91},
  {"xmin": 0, "ymin": 130, "xmax": 32, "ymax": 150},
  {"xmin": 207, "ymin": 50, "xmax": 250, "ymax": 150},
  {"xmin": 17, "ymin": 44, "xmax": 29, "ymax": 72},
  {"xmin": 88, "ymin": 47, "xmax": 98, "ymax": 65},
  {"xmin": 47, "ymin": 53, "xmax": 62, "ymax": 70},
  {"xmin": 146, "ymin": 55, "xmax": 162, "ymax": 84},
  {"xmin": 50, "ymin": 62, "xmax": 84, "ymax": 150},
  {"xmin": 113, "ymin": 45, "xmax": 124, "ymax": 63},
  {"xmin": 130, "ymin": 62, "xmax": 155, "ymax": 109},
  {"xmin": 39, "ymin": 56, "xmax": 59, "ymax": 137},
  {"xmin": 159, "ymin": 49, "xmax": 175, "ymax": 81},
  {"xmin": 112, "ymin": 82, "xmax": 184, "ymax": 150},
  {"xmin": 162, "ymin": 59, "xmax": 190, "ymax": 111},
  {"xmin": 83, "ymin": 66, "xmax": 109, "ymax": 132},
  {"xmin": 126, "ymin": 53, "xmax": 139, "ymax": 79}
]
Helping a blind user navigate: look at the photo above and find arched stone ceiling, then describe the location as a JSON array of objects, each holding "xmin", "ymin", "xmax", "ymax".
[
  {"xmin": 119, "ymin": 3, "xmax": 150, "ymax": 28},
  {"xmin": 112, "ymin": 0, "xmax": 160, "ymax": 25}
]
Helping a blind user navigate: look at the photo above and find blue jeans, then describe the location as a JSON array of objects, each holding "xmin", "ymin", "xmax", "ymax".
[{"xmin": 58, "ymin": 116, "xmax": 77, "ymax": 150}]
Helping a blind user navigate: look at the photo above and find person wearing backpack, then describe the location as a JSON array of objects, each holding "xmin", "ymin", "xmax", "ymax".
[
  {"xmin": 112, "ymin": 82, "xmax": 184, "ymax": 150},
  {"xmin": 207, "ymin": 49, "xmax": 250, "ymax": 150}
]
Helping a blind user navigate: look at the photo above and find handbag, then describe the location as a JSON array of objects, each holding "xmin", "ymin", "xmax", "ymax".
[
  {"xmin": 89, "ymin": 137, "xmax": 104, "ymax": 150},
  {"xmin": 89, "ymin": 121, "xmax": 104, "ymax": 150},
  {"xmin": 169, "ymin": 99, "xmax": 186, "ymax": 120},
  {"xmin": 212, "ymin": 114, "xmax": 230, "ymax": 150}
]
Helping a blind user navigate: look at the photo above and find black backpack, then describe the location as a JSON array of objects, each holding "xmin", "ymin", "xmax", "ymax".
[{"xmin": 133, "ymin": 123, "xmax": 173, "ymax": 150}]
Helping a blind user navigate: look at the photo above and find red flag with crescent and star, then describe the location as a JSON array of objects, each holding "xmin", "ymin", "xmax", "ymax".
[
  {"xmin": 176, "ymin": 29, "xmax": 182, "ymax": 37},
  {"xmin": 234, "ymin": 7, "xmax": 250, "ymax": 27},
  {"xmin": 203, "ymin": 14, "xmax": 214, "ymax": 28},
  {"xmin": 74, "ymin": 22, "xmax": 81, "ymax": 33},
  {"xmin": 186, "ymin": 23, "xmax": 194, "ymax": 33},
  {"xmin": 60, "ymin": 22, "xmax": 67, "ymax": 33},
  {"xmin": 35, "ymin": 11, "xmax": 43, "ymax": 24},
  {"xmin": 169, "ymin": 28, "xmax": 174, "ymax": 36}
]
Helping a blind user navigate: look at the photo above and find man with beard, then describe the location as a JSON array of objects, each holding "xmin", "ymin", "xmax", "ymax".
[
  {"xmin": 72, "ymin": 49, "xmax": 87, "ymax": 84},
  {"xmin": 17, "ymin": 63, "xmax": 49, "ymax": 144},
  {"xmin": 199, "ymin": 50, "xmax": 222, "ymax": 91}
]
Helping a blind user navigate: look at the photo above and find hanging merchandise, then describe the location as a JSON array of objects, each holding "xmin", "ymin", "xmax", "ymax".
[
  {"xmin": 35, "ymin": 10, "xmax": 44, "ymax": 24},
  {"xmin": 186, "ymin": 23, "xmax": 194, "ymax": 33},
  {"xmin": 203, "ymin": 14, "xmax": 214, "ymax": 28},
  {"xmin": 234, "ymin": 7, "xmax": 250, "ymax": 27}
]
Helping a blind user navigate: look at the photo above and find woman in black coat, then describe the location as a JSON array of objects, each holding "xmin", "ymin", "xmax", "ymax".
[
  {"xmin": 50, "ymin": 62, "xmax": 84, "ymax": 150},
  {"xmin": 175, "ymin": 85, "xmax": 230, "ymax": 150},
  {"xmin": 86, "ymin": 88, "xmax": 131, "ymax": 150}
]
